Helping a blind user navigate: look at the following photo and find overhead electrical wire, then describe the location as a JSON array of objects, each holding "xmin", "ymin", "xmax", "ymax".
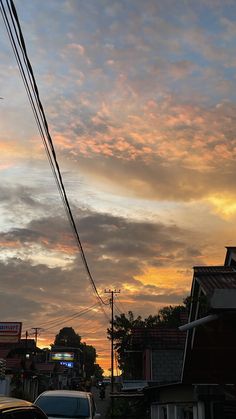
[
  {"xmin": 22, "ymin": 304, "xmax": 110, "ymax": 342},
  {"xmin": 0, "ymin": 0, "xmax": 109, "ymax": 308},
  {"xmin": 42, "ymin": 305, "xmax": 104, "ymax": 332},
  {"xmin": 116, "ymin": 295, "xmax": 127, "ymax": 313},
  {"xmin": 0, "ymin": 1, "xmax": 63, "ymax": 209},
  {"xmin": 114, "ymin": 301, "xmax": 123, "ymax": 315},
  {"xmin": 22, "ymin": 301, "xmax": 105, "ymax": 334}
]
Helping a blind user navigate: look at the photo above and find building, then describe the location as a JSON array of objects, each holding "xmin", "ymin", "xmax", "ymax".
[
  {"xmin": 149, "ymin": 246, "xmax": 236, "ymax": 419},
  {"xmin": 131, "ymin": 327, "xmax": 186, "ymax": 384}
]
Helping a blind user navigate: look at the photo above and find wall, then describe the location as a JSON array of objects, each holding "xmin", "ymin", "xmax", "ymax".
[
  {"xmin": 152, "ymin": 350, "xmax": 184, "ymax": 383},
  {"xmin": 0, "ymin": 376, "xmax": 11, "ymax": 395}
]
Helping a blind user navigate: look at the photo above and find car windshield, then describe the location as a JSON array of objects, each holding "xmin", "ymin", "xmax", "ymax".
[{"xmin": 35, "ymin": 396, "xmax": 90, "ymax": 418}]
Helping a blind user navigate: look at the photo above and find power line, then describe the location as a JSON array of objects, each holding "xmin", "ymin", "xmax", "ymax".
[
  {"xmin": 31, "ymin": 327, "xmax": 41, "ymax": 346},
  {"xmin": 43, "ymin": 305, "xmax": 106, "ymax": 332},
  {"xmin": 0, "ymin": 0, "xmax": 109, "ymax": 307},
  {"xmin": 114, "ymin": 301, "xmax": 123, "ymax": 315},
  {"xmin": 22, "ymin": 300, "xmax": 109, "ymax": 335},
  {"xmin": 116, "ymin": 295, "xmax": 127, "ymax": 313},
  {"xmin": 30, "ymin": 302, "xmax": 101, "ymax": 328}
]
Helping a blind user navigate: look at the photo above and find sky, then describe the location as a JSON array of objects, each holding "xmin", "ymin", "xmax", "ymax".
[{"xmin": 1, "ymin": 0, "xmax": 236, "ymax": 373}]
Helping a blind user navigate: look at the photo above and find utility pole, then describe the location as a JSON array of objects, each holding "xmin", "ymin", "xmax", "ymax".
[
  {"xmin": 105, "ymin": 289, "xmax": 120, "ymax": 417},
  {"xmin": 25, "ymin": 330, "xmax": 28, "ymax": 353},
  {"xmin": 31, "ymin": 327, "xmax": 41, "ymax": 346}
]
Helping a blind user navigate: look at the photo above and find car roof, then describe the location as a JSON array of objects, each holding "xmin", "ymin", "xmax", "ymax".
[
  {"xmin": 38, "ymin": 390, "xmax": 90, "ymax": 399},
  {"xmin": 0, "ymin": 396, "xmax": 33, "ymax": 410}
]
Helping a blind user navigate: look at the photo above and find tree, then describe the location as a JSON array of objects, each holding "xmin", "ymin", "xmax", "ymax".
[
  {"xmin": 52, "ymin": 327, "xmax": 102, "ymax": 381},
  {"xmin": 93, "ymin": 363, "xmax": 104, "ymax": 380},
  {"xmin": 158, "ymin": 304, "xmax": 187, "ymax": 327},
  {"xmin": 108, "ymin": 298, "xmax": 189, "ymax": 374},
  {"xmin": 53, "ymin": 327, "xmax": 81, "ymax": 348},
  {"xmin": 107, "ymin": 311, "xmax": 144, "ymax": 373},
  {"xmin": 81, "ymin": 343, "xmax": 97, "ymax": 379}
]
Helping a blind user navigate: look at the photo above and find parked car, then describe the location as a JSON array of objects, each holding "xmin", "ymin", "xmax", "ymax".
[
  {"xmin": 35, "ymin": 390, "xmax": 101, "ymax": 419},
  {"xmin": 0, "ymin": 396, "xmax": 48, "ymax": 419}
]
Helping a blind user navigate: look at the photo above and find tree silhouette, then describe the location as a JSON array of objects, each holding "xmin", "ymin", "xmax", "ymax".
[
  {"xmin": 53, "ymin": 327, "xmax": 81, "ymax": 348},
  {"xmin": 108, "ymin": 298, "xmax": 189, "ymax": 373}
]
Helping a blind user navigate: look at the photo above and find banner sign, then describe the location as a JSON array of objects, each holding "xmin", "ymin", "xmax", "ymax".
[{"xmin": 0, "ymin": 322, "xmax": 22, "ymax": 343}]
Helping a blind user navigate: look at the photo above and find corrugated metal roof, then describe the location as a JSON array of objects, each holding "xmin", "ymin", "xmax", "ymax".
[
  {"xmin": 195, "ymin": 271, "xmax": 236, "ymax": 295},
  {"xmin": 194, "ymin": 266, "xmax": 234, "ymax": 273}
]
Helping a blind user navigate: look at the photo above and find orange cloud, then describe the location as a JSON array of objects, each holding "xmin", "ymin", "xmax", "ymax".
[{"xmin": 135, "ymin": 266, "xmax": 192, "ymax": 290}]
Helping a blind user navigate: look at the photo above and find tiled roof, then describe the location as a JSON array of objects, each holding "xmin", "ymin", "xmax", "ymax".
[
  {"xmin": 0, "ymin": 349, "xmax": 10, "ymax": 359},
  {"xmin": 35, "ymin": 363, "xmax": 65, "ymax": 373},
  {"xmin": 35, "ymin": 363, "xmax": 54, "ymax": 372},
  {"xmin": 132, "ymin": 327, "xmax": 186, "ymax": 348},
  {"xmin": 5, "ymin": 358, "xmax": 21, "ymax": 369}
]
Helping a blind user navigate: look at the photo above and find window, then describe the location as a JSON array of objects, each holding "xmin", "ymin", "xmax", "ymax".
[
  {"xmin": 176, "ymin": 405, "xmax": 193, "ymax": 419},
  {"xmin": 35, "ymin": 396, "xmax": 90, "ymax": 418}
]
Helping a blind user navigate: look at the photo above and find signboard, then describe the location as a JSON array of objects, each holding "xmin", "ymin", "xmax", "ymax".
[
  {"xmin": 0, "ymin": 322, "xmax": 22, "ymax": 343},
  {"xmin": 51, "ymin": 352, "xmax": 75, "ymax": 362},
  {"xmin": 60, "ymin": 361, "xmax": 74, "ymax": 368}
]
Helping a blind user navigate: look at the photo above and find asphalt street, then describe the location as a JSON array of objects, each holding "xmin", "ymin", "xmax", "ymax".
[{"xmin": 92, "ymin": 385, "xmax": 110, "ymax": 418}]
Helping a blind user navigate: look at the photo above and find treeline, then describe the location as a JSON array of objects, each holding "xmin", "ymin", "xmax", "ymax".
[{"xmin": 107, "ymin": 297, "xmax": 189, "ymax": 372}]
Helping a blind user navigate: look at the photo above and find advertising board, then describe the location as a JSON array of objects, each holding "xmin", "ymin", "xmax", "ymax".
[
  {"xmin": 0, "ymin": 322, "xmax": 22, "ymax": 343},
  {"xmin": 51, "ymin": 352, "xmax": 75, "ymax": 362}
]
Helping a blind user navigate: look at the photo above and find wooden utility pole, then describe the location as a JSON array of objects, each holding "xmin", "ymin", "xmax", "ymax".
[
  {"xmin": 31, "ymin": 327, "xmax": 41, "ymax": 346},
  {"xmin": 105, "ymin": 289, "xmax": 120, "ymax": 417}
]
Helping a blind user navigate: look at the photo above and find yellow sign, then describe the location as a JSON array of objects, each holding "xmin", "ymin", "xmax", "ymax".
[{"xmin": 51, "ymin": 352, "xmax": 75, "ymax": 361}]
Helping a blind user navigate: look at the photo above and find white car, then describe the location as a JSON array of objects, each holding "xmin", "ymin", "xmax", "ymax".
[{"xmin": 35, "ymin": 390, "xmax": 101, "ymax": 419}]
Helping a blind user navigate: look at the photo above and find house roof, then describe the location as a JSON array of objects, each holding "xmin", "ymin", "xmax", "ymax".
[
  {"xmin": 182, "ymin": 252, "xmax": 236, "ymax": 384},
  {"xmin": 35, "ymin": 363, "xmax": 65, "ymax": 373},
  {"xmin": 132, "ymin": 327, "xmax": 186, "ymax": 349},
  {"xmin": 5, "ymin": 358, "xmax": 22, "ymax": 370},
  {"xmin": 194, "ymin": 265, "xmax": 234, "ymax": 273},
  {"xmin": 194, "ymin": 266, "xmax": 236, "ymax": 296},
  {"xmin": 0, "ymin": 349, "xmax": 10, "ymax": 359}
]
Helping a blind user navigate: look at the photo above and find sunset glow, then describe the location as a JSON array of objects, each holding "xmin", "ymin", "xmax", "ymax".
[{"xmin": 1, "ymin": 0, "xmax": 236, "ymax": 373}]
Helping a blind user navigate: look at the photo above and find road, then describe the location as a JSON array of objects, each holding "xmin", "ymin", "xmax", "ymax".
[{"xmin": 92, "ymin": 385, "xmax": 110, "ymax": 418}]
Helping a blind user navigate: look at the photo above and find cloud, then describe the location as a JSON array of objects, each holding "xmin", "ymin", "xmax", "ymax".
[{"xmin": 3, "ymin": 0, "xmax": 236, "ymax": 372}]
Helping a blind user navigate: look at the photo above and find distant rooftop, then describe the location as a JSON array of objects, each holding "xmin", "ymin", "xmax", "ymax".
[{"xmin": 132, "ymin": 327, "xmax": 186, "ymax": 349}]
